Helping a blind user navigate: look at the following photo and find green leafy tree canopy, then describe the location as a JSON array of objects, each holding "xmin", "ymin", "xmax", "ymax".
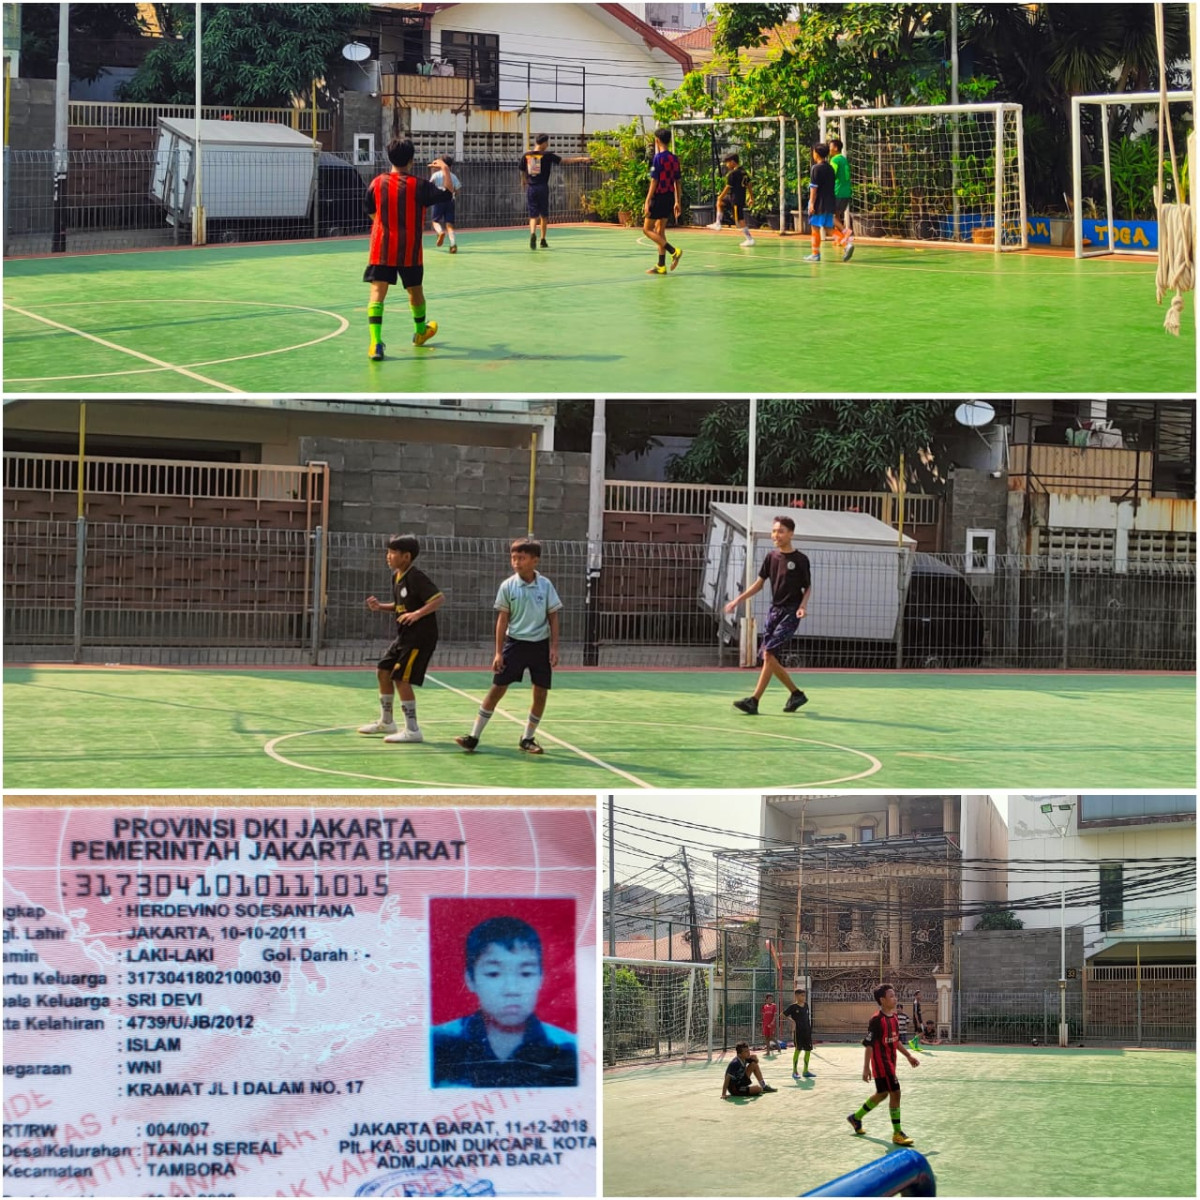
[
  {"xmin": 977, "ymin": 908, "xmax": 1025, "ymax": 930},
  {"xmin": 121, "ymin": 3, "xmax": 370, "ymax": 107},
  {"xmin": 19, "ymin": 4, "xmax": 148, "ymax": 84}
]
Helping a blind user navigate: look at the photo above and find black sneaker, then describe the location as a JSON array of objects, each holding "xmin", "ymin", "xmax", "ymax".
[
  {"xmin": 733, "ymin": 696, "xmax": 759, "ymax": 715},
  {"xmin": 519, "ymin": 737, "xmax": 545, "ymax": 755},
  {"xmin": 847, "ymin": 1114, "xmax": 864, "ymax": 1135},
  {"xmin": 761, "ymin": 1084, "xmax": 778, "ymax": 1093},
  {"xmin": 540, "ymin": 238, "xmax": 549, "ymax": 248},
  {"xmin": 454, "ymin": 735, "xmax": 479, "ymax": 752},
  {"xmin": 530, "ymin": 233, "xmax": 537, "ymax": 249},
  {"xmin": 784, "ymin": 690, "xmax": 809, "ymax": 713}
]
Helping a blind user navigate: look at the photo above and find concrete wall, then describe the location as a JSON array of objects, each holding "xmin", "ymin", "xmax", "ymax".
[
  {"xmin": 301, "ymin": 436, "xmax": 590, "ymax": 540},
  {"xmin": 958, "ymin": 928, "xmax": 1085, "ymax": 993},
  {"xmin": 946, "ymin": 467, "xmax": 1010, "ymax": 558},
  {"xmin": 341, "ymin": 91, "xmax": 383, "ymax": 158},
  {"xmin": 5, "ymin": 78, "xmax": 55, "ymax": 150}
]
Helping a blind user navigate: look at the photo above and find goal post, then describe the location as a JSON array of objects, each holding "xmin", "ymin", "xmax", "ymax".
[
  {"xmin": 819, "ymin": 102, "xmax": 1027, "ymax": 250},
  {"xmin": 1070, "ymin": 90, "xmax": 1194, "ymax": 258},
  {"xmin": 669, "ymin": 115, "xmax": 802, "ymax": 235},
  {"xmin": 603, "ymin": 957, "xmax": 715, "ymax": 1066}
]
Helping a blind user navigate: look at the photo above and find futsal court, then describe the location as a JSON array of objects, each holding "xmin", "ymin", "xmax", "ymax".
[
  {"xmin": 4, "ymin": 666, "xmax": 1193, "ymax": 790},
  {"xmin": 602, "ymin": 1043, "xmax": 1195, "ymax": 1197},
  {"xmin": 3, "ymin": 226, "xmax": 1193, "ymax": 394}
]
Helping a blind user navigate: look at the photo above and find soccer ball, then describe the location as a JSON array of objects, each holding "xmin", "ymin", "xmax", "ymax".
[{"xmin": 1031, "ymin": 1038, "xmax": 1040, "ymax": 1047}]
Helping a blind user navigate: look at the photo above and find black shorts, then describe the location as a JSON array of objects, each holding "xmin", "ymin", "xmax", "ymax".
[
  {"xmin": 835, "ymin": 197, "xmax": 850, "ymax": 218},
  {"xmin": 794, "ymin": 1036, "xmax": 813, "ymax": 1052},
  {"xmin": 727, "ymin": 1078, "xmax": 752, "ymax": 1096},
  {"xmin": 526, "ymin": 185, "xmax": 550, "ymax": 219},
  {"xmin": 363, "ymin": 263, "xmax": 424, "ymax": 289},
  {"xmin": 873, "ymin": 1069, "xmax": 900, "ymax": 1094},
  {"xmin": 727, "ymin": 192, "xmax": 747, "ymax": 219},
  {"xmin": 647, "ymin": 192, "xmax": 675, "ymax": 221},
  {"xmin": 430, "ymin": 201, "xmax": 456, "ymax": 225},
  {"xmin": 378, "ymin": 636, "xmax": 437, "ymax": 686},
  {"xmin": 493, "ymin": 637, "xmax": 552, "ymax": 689}
]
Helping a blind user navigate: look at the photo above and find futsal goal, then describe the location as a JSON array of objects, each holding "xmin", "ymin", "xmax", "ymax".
[
  {"xmin": 819, "ymin": 103, "xmax": 1027, "ymax": 250},
  {"xmin": 603, "ymin": 957, "xmax": 714, "ymax": 1066},
  {"xmin": 1071, "ymin": 90, "xmax": 1194, "ymax": 258},
  {"xmin": 669, "ymin": 116, "xmax": 802, "ymax": 234}
]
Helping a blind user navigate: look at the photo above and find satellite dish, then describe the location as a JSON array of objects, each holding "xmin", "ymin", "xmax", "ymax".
[
  {"xmin": 342, "ymin": 42, "xmax": 371, "ymax": 62},
  {"xmin": 954, "ymin": 400, "xmax": 995, "ymax": 428}
]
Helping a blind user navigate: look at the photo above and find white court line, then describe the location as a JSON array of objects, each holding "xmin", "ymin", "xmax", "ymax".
[
  {"xmin": 429, "ymin": 676, "xmax": 652, "ymax": 788},
  {"xmin": 3, "ymin": 302, "xmax": 243, "ymax": 392},
  {"xmin": 4, "ymin": 299, "xmax": 350, "ymax": 385}
]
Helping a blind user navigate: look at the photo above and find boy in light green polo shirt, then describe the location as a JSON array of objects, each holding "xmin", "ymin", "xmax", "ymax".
[
  {"xmin": 830, "ymin": 136, "xmax": 853, "ymax": 261},
  {"xmin": 455, "ymin": 538, "xmax": 563, "ymax": 756}
]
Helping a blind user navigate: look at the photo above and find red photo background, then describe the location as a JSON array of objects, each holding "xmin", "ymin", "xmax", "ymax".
[{"xmin": 428, "ymin": 896, "xmax": 577, "ymax": 1031}]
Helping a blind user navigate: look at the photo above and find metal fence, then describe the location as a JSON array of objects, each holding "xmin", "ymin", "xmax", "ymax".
[
  {"xmin": 3, "ymin": 149, "xmax": 609, "ymax": 255},
  {"xmin": 4, "ymin": 522, "xmax": 1194, "ymax": 670}
]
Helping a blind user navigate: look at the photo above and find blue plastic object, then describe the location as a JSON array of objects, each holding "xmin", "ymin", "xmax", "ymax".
[{"xmin": 801, "ymin": 1148, "xmax": 936, "ymax": 1197}]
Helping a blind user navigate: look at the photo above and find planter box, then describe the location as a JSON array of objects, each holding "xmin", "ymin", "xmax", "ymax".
[{"xmin": 1027, "ymin": 216, "xmax": 1073, "ymax": 247}]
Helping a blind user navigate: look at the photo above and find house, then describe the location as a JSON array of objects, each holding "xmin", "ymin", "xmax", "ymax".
[{"xmin": 351, "ymin": 2, "xmax": 693, "ymax": 160}]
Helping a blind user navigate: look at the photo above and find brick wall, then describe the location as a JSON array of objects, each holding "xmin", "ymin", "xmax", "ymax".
[{"xmin": 958, "ymin": 928, "xmax": 1084, "ymax": 993}]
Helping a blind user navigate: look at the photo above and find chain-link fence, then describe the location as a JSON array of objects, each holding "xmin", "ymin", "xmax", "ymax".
[
  {"xmin": 3, "ymin": 149, "xmax": 610, "ymax": 255},
  {"xmin": 5, "ymin": 521, "xmax": 1194, "ymax": 670}
]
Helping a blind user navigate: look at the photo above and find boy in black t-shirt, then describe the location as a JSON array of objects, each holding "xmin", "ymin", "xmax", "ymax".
[
  {"xmin": 783, "ymin": 988, "xmax": 815, "ymax": 1079},
  {"xmin": 709, "ymin": 153, "xmax": 755, "ymax": 247},
  {"xmin": 720, "ymin": 1042, "xmax": 777, "ymax": 1098},
  {"xmin": 520, "ymin": 133, "xmax": 592, "ymax": 249},
  {"xmin": 805, "ymin": 142, "xmax": 837, "ymax": 263},
  {"xmin": 359, "ymin": 534, "xmax": 444, "ymax": 744},
  {"xmin": 723, "ymin": 515, "xmax": 812, "ymax": 715}
]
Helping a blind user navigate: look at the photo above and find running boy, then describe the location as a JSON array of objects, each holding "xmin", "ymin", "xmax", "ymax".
[
  {"xmin": 829, "ymin": 136, "xmax": 854, "ymax": 260},
  {"xmin": 709, "ymin": 152, "xmax": 754, "ymax": 246},
  {"xmin": 847, "ymin": 983, "xmax": 920, "ymax": 1145},
  {"xmin": 520, "ymin": 133, "xmax": 592, "ymax": 249},
  {"xmin": 783, "ymin": 987, "xmax": 815, "ymax": 1078},
  {"xmin": 761, "ymin": 993, "xmax": 779, "ymax": 1053},
  {"xmin": 363, "ymin": 137, "xmax": 457, "ymax": 358},
  {"xmin": 455, "ymin": 539, "xmax": 562, "ymax": 755},
  {"xmin": 430, "ymin": 154, "xmax": 462, "ymax": 253},
  {"xmin": 805, "ymin": 142, "xmax": 836, "ymax": 263},
  {"xmin": 359, "ymin": 534, "xmax": 445, "ymax": 744},
  {"xmin": 721, "ymin": 1043, "xmax": 777, "ymax": 1098},
  {"xmin": 644, "ymin": 127, "xmax": 683, "ymax": 275},
  {"xmin": 724, "ymin": 515, "xmax": 811, "ymax": 715}
]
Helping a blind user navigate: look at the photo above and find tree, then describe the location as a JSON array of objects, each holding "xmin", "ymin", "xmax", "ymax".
[
  {"xmin": 121, "ymin": 3, "xmax": 370, "ymax": 107},
  {"xmin": 666, "ymin": 399, "xmax": 960, "ymax": 492},
  {"xmin": 977, "ymin": 908, "xmax": 1025, "ymax": 930},
  {"xmin": 553, "ymin": 400, "xmax": 724, "ymax": 468},
  {"xmin": 19, "ymin": 4, "xmax": 148, "ymax": 83}
]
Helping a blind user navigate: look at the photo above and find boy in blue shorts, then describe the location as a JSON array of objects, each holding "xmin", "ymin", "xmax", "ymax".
[
  {"xmin": 723, "ymin": 515, "xmax": 811, "ymax": 714},
  {"xmin": 805, "ymin": 142, "xmax": 837, "ymax": 263},
  {"xmin": 455, "ymin": 538, "xmax": 563, "ymax": 755},
  {"xmin": 430, "ymin": 154, "xmax": 462, "ymax": 253}
]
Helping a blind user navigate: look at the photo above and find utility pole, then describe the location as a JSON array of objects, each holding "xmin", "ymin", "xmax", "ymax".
[
  {"xmin": 52, "ymin": 2, "xmax": 69, "ymax": 253},
  {"xmin": 680, "ymin": 847, "xmax": 701, "ymax": 963}
]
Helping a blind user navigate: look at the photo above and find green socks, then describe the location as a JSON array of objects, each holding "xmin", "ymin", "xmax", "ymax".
[
  {"xmin": 368, "ymin": 301, "xmax": 384, "ymax": 347},
  {"xmin": 411, "ymin": 301, "xmax": 427, "ymax": 335},
  {"xmin": 792, "ymin": 1047, "xmax": 801, "ymax": 1073},
  {"xmin": 890, "ymin": 1107, "xmax": 902, "ymax": 1133},
  {"xmin": 803, "ymin": 1050, "xmax": 811, "ymax": 1072},
  {"xmin": 854, "ymin": 1098, "xmax": 879, "ymax": 1121}
]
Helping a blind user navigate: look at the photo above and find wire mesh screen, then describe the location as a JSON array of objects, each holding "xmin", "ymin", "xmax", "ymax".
[
  {"xmin": 3, "ymin": 149, "xmax": 608, "ymax": 255},
  {"xmin": 603, "ymin": 959, "xmax": 713, "ymax": 1066},
  {"xmin": 4, "ymin": 522, "xmax": 1194, "ymax": 670},
  {"xmin": 956, "ymin": 990, "xmax": 1083, "ymax": 1046}
]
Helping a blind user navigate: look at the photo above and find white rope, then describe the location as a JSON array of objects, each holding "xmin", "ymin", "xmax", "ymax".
[{"xmin": 1153, "ymin": 2, "xmax": 1192, "ymax": 336}]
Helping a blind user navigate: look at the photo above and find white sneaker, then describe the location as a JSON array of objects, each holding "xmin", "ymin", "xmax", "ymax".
[
  {"xmin": 740, "ymin": 236, "xmax": 756, "ymax": 246},
  {"xmin": 358, "ymin": 720, "xmax": 398, "ymax": 735},
  {"xmin": 706, "ymin": 220, "xmax": 723, "ymax": 231},
  {"xmin": 383, "ymin": 728, "xmax": 424, "ymax": 743}
]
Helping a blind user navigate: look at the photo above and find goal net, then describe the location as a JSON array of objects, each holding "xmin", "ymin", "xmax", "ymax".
[
  {"xmin": 669, "ymin": 116, "xmax": 802, "ymax": 235},
  {"xmin": 1071, "ymin": 90, "xmax": 1194, "ymax": 258},
  {"xmin": 819, "ymin": 103, "xmax": 1027, "ymax": 250},
  {"xmin": 603, "ymin": 957, "xmax": 714, "ymax": 1066}
]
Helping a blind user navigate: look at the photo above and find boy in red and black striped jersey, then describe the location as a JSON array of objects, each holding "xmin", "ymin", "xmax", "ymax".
[
  {"xmin": 847, "ymin": 983, "xmax": 920, "ymax": 1145},
  {"xmin": 363, "ymin": 137, "xmax": 457, "ymax": 359}
]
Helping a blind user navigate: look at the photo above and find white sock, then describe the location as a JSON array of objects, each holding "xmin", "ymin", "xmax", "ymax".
[
  {"xmin": 471, "ymin": 709, "xmax": 494, "ymax": 740},
  {"xmin": 448, "ymin": 231, "xmax": 456, "ymax": 246},
  {"xmin": 433, "ymin": 222, "xmax": 443, "ymax": 235},
  {"xmin": 401, "ymin": 700, "xmax": 418, "ymax": 732},
  {"xmin": 522, "ymin": 712, "xmax": 541, "ymax": 742},
  {"xmin": 379, "ymin": 694, "xmax": 394, "ymax": 722}
]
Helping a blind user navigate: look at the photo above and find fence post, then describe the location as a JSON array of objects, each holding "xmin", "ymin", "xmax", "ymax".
[
  {"xmin": 309, "ymin": 525, "xmax": 324, "ymax": 666},
  {"xmin": 72, "ymin": 516, "xmax": 87, "ymax": 663},
  {"xmin": 1061, "ymin": 556, "xmax": 1071, "ymax": 669}
]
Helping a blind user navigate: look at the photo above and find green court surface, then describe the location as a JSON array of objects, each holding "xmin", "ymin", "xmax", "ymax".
[
  {"xmin": 602, "ymin": 1044, "xmax": 1196, "ymax": 1197},
  {"xmin": 3, "ymin": 667, "xmax": 1193, "ymax": 790},
  {"xmin": 3, "ymin": 227, "xmax": 1193, "ymax": 394}
]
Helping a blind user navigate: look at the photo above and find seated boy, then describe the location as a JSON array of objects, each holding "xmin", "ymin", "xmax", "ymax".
[
  {"xmin": 721, "ymin": 1042, "xmax": 777, "ymax": 1098},
  {"xmin": 431, "ymin": 915, "xmax": 577, "ymax": 1088}
]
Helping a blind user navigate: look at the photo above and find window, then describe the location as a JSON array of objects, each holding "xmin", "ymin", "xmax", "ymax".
[
  {"xmin": 1079, "ymin": 795, "xmax": 1196, "ymax": 825},
  {"xmin": 1099, "ymin": 862, "xmax": 1124, "ymax": 932},
  {"xmin": 353, "ymin": 133, "xmax": 375, "ymax": 165},
  {"xmin": 800, "ymin": 910, "xmax": 816, "ymax": 935},
  {"xmin": 858, "ymin": 824, "xmax": 876, "ymax": 843},
  {"xmin": 965, "ymin": 527, "xmax": 995, "ymax": 574}
]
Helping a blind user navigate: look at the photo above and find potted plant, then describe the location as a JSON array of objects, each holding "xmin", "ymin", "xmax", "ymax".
[{"xmin": 582, "ymin": 120, "xmax": 651, "ymax": 227}]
